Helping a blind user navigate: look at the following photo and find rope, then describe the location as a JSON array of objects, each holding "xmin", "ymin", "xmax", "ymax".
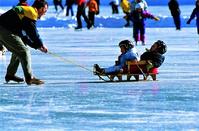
[
  {"xmin": 48, "ymin": 51, "xmax": 93, "ymax": 73},
  {"xmin": 135, "ymin": 62, "xmax": 147, "ymax": 79},
  {"xmin": 48, "ymin": 51, "xmax": 119, "ymax": 82}
]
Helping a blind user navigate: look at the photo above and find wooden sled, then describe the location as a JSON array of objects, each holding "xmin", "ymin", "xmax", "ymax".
[{"xmin": 93, "ymin": 60, "xmax": 159, "ymax": 82}]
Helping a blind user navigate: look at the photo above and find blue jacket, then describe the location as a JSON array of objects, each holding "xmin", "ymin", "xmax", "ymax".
[{"xmin": 104, "ymin": 48, "xmax": 139, "ymax": 73}]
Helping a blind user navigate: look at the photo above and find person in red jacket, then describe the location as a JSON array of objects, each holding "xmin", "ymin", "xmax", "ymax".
[
  {"xmin": 75, "ymin": 0, "xmax": 92, "ymax": 29},
  {"xmin": 87, "ymin": 0, "xmax": 98, "ymax": 27}
]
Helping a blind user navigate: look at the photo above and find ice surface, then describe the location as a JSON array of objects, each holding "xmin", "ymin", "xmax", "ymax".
[{"xmin": 0, "ymin": 5, "xmax": 199, "ymax": 131}]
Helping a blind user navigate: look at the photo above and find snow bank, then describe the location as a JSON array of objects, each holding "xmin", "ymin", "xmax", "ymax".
[
  {"xmin": 36, "ymin": 14, "xmax": 195, "ymax": 28},
  {"xmin": 0, "ymin": 5, "xmax": 196, "ymax": 28}
]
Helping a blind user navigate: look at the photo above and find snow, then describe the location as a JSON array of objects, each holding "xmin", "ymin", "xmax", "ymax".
[
  {"xmin": 0, "ymin": 5, "xmax": 199, "ymax": 131},
  {"xmin": 0, "ymin": 5, "xmax": 197, "ymax": 28}
]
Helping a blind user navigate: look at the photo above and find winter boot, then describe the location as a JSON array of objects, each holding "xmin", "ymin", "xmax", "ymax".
[
  {"xmin": 5, "ymin": 75, "xmax": 24, "ymax": 83},
  {"xmin": 140, "ymin": 35, "xmax": 145, "ymax": 45},
  {"xmin": 75, "ymin": 26, "xmax": 82, "ymax": 30},
  {"xmin": 26, "ymin": 77, "xmax": 44, "ymax": 85},
  {"xmin": 93, "ymin": 64, "xmax": 104, "ymax": 75}
]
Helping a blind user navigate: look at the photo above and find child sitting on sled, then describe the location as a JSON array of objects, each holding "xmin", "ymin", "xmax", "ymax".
[
  {"xmin": 140, "ymin": 40, "xmax": 167, "ymax": 71},
  {"xmin": 94, "ymin": 40, "xmax": 139, "ymax": 75}
]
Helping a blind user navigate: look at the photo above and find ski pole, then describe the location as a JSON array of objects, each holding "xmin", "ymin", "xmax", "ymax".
[{"xmin": 47, "ymin": 51, "xmax": 93, "ymax": 73}]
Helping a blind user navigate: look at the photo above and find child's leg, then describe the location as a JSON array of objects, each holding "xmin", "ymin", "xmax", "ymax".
[
  {"xmin": 140, "ymin": 25, "xmax": 145, "ymax": 45},
  {"xmin": 104, "ymin": 65, "xmax": 121, "ymax": 74},
  {"xmin": 140, "ymin": 34, "xmax": 145, "ymax": 45},
  {"xmin": 133, "ymin": 26, "xmax": 139, "ymax": 44}
]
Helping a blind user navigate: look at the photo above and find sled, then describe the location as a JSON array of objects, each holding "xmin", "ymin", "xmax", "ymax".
[{"xmin": 93, "ymin": 60, "xmax": 159, "ymax": 82}]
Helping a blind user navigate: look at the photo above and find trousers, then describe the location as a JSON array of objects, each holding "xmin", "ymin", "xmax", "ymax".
[{"xmin": 0, "ymin": 25, "xmax": 32, "ymax": 79}]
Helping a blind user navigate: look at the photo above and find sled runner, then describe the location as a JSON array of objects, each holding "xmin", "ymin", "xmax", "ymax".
[{"xmin": 93, "ymin": 60, "xmax": 158, "ymax": 82}]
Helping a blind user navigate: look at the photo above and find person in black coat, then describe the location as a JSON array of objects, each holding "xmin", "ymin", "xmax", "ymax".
[
  {"xmin": 140, "ymin": 40, "xmax": 167, "ymax": 71},
  {"xmin": 168, "ymin": 0, "xmax": 181, "ymax": 30},
  {"xmin": 53, "ymin": 0, "xmax": 64, "ymax": 12},
  {"xmin": 65, "ymin": 0, "xmax": 74, "ymax": 16}
]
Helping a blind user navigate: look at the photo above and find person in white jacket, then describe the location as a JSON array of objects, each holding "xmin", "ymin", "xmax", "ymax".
[{"xmin": 130, "ymin": 0, "xmax": 148, "ymax": 12}]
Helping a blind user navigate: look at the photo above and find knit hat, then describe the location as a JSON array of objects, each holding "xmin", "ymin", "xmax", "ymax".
[{"xmin": 135, "ymin": 3, "xmax": 144, "ymax": 10}]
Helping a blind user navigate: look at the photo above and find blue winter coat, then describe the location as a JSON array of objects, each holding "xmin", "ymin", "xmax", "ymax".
[{"xmin": 104, "ymin": 48, "xmax": 139, "ymax": 73}]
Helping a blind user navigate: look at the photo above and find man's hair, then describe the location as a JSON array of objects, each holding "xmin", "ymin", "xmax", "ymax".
[{"xmin": 32, "ymin": 0, "xmax": 48, "ymax": 9}]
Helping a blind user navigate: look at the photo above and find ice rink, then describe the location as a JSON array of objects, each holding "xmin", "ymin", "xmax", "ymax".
[{"xmin": 1, "ymin": 27, "xmax": 199, "ymax": 130}]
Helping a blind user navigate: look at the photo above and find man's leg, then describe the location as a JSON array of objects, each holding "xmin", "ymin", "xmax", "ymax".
[
  {"xmin": 0, "ymin": 26, "xmax": 33, "ymax": 81},
  {"xmin": 6, "ymin": 53, "xmax": 20, "ymax": 76},
  {"xmin": 81, "ymin": 4, "xmax": 91, "ymax": 29}
]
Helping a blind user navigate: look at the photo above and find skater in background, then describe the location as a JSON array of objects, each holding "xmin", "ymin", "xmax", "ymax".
[
  {"xmin": 120, "ymin": 0, "xmax": 131, "ymax": 27},
  {"xmin": 168, "ymin": 0, "xmax": 181, "ymax": 30},
  {"xmin": 94, "ymin": 40, "xmax": 139, "ymax": 75},
  {"xmin": 0, "ymin": 0, "xmax": 48, "ymax": 85},
  {"xmin": 187, "ymin": 0, "xmax": 199, "ymax": 34},
  {"xmin": 17, "ymin": 0, "xmax": 28, "ymax": 6},
  {"xmin": 75, "ymin": 0, "xmax": 92, "ymax": 29},
  {"xmin": 65, "ymin": 0, "xmax": 74, "ymax": 16},
  {"xmin": 130, "ymin": 3, "xmax": 159, "ymax": 45},
  {"xmin": 53, "ymin": 0, "xmax": 64, "ymax": 12},
  {"xmin": 87, "ymin": 0, "xmax": 98, "ymax": 27},
  {"xmin": 130, "ymin": 0, "xmax": 147, "ymax": 12},
  {"xmin": 109, "ymin": 0, "xmax": 119, "ymax": 14},
  {"xmin": 140, "ymin": 40, "xmax": 167, "ymax": 71}
]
